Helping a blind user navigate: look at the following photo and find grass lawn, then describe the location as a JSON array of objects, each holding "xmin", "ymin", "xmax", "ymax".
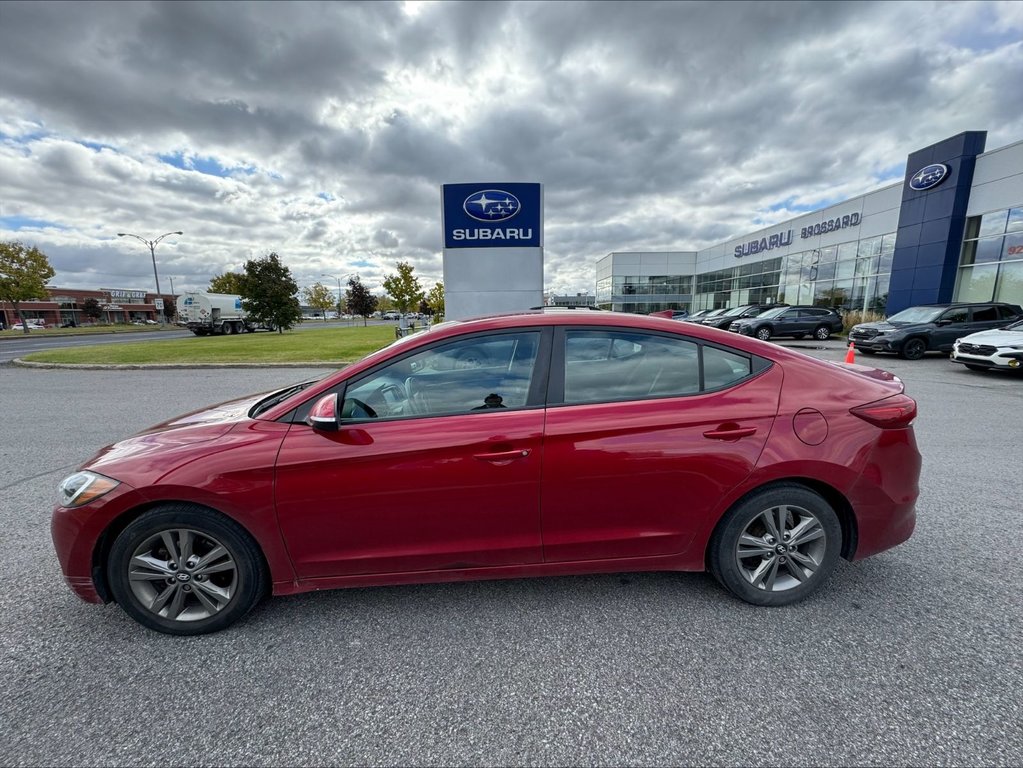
[{"xmin": 21, "ymin": 325, "xmax": 398, "ymax": 365}]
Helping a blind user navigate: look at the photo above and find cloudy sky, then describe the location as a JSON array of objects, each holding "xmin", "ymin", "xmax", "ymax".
[{"xmin": 2, "ymin": 0, "xmax": 1022, "ymax": 299}]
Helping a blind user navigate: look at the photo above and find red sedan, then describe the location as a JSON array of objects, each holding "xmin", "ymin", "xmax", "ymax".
[{"xmin": 52, "ymin": 310, "xmax": 920, "ymax": 634}]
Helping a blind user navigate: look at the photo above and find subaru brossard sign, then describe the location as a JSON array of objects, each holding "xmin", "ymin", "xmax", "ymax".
[{"xmin": 442, "ymin": 183, "xmax": 542, "ymax": 248}]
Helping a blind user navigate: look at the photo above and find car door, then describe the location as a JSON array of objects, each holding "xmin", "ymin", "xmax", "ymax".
[
  {"xmin": 933, "ymin": 307, "xmax": 971, "ymax": 350},
  {"xmin": 539, "ymin": 327, "xmax": 780, "ymax": 562},
  {"xmin": 967, "ymin": 305, "xmax": 1012, "ymax": 336},
  {"xmin": 274, "ymin": 329, "xmax": 551, "ymax": 579},
  {"xmin": 774, "ymin": 308, "xmax": 806, "ymax": 336}
]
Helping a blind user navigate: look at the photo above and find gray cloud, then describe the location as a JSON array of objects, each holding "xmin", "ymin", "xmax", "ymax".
[{"xmin": 1, "ymin": 0, "xmax": 1022, "ymax": 297}]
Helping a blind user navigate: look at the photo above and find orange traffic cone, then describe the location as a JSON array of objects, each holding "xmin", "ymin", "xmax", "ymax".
[{"xmin": 844, "ymin": 342, "xmax": 856, "ymax": 364}]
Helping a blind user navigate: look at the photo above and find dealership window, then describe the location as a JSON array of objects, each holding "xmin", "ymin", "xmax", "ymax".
[
  {"xmin": 956, "ymin": 207, "xmax": 1023, "ymax": 305},
  {"xmin": 956, "ymin": 264, "xmax": 999, "ymax": 302}
]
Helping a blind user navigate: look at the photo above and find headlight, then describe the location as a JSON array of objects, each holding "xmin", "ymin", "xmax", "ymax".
[{"xmin": 58, "ymin": 471, "xmax": 120, "ymax": 508}]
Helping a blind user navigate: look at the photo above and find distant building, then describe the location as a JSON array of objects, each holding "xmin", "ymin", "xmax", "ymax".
[
  {"xmin": 0, "ymin": 286, "xmax": 175, "ymax": 328},
  {"xmin": 597, "ymin": 131, "xmax": 1023, "ymax": 316},
  {"xmin": 545, "ymin": 292, "xmax": 596, "ymax": 307}
]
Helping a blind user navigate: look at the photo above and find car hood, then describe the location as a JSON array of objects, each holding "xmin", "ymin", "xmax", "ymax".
[
  {"xmin": 957, "ymin": 328, "xmax": 1023, "ymax": 346},
  {"xmin": 854, "ymin": 321, "xmax": 924, "ymax": 333},
  {"xmin": 82, "ymin": 392, "xmax": 268, "ymax": 473}
]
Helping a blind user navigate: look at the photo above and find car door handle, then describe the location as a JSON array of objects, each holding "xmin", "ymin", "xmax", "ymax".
[
  {"xmin": 474, "ymin": 449, "xmax": 531, "ymax": 462},
  {"xmin": 703, "ymin": 426, "xmax": 758, "ymax": 440}
]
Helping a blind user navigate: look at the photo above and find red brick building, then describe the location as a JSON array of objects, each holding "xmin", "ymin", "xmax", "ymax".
[{"xmin": 0, "ymin": 287, "xmax": 176, "ymax": 329}]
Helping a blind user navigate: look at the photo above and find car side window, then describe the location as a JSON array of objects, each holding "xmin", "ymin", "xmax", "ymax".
[
  {"xmin": 702, "ymin": 346, "xmax": 753, "ymax": 389},
  {"xmin": 941, "ymin": 308, "xmax": 969, "ymax": 323},
  {"xmin": 997, "ymin": 306, "xmax": 1018, "ymax": 320},
  {"xmin": 971, "ymin": 306, "xmax": 997, "ymax": 322},
  {"xmin": 341, "ymin": 331, "xmax": 541, "ymax": 420},
  {"xmin": 563, "ymin": 330, "xmax": 699, "ymax": 404}
]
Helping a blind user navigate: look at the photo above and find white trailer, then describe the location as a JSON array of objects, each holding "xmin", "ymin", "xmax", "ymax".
[{"xmin": 176, "ymin": 292, "xmax": 255, "ymax": 336}]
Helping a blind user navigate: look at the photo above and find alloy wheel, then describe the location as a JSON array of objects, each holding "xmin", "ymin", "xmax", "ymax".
[{"xmin": 734, "ymin": 504, "xmax": 827, "ymax": 592}]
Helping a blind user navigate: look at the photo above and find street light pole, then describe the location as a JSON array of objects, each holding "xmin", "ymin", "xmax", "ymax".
[
  {"xmin": 117, "ymin": 230, "xmax": 183, "ymax": 326},
  {"xmin": 322, "ymin": 273, "xmax": 354, "ymax": 322}
]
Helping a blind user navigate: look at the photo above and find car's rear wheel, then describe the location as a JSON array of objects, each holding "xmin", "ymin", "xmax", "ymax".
[
  {"xmin": 755, "ymin": 327, "xmax": 772, "ymax": 341},
  {"xmin": 899, "ymin": 338, "xmax": 927, "ymax": 360},
  {"xmin": 814, "ymin": 325, "xmax": 831, "ymax": 340},
  {"xmin": 107, "ymin": 505, "xmax": 266, "ymax": 635},
  {"xmin": 708, "ymin": 485, "xmax": 841, "ymax": 606}
]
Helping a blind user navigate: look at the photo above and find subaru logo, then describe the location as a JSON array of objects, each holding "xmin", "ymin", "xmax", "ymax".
[
  {"xmin": 463, "ymin": 189, "xmax": 521, "ymax": 222},
  {"xmin": 909, "ymin": 163, "xmax": 950, "ymax": 191}
]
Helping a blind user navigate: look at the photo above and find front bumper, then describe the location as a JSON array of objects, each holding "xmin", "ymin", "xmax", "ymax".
[
  {"xmin": 950, "ymin": 350, "xmax": 1023, "ymax": 370},
  {"xmin": 850, "ymin": 336, "xmax": 898, "ymax": 352},
  {"xmin": 51, "ymin": 482, "xmax": 138, "ymax": 604}
]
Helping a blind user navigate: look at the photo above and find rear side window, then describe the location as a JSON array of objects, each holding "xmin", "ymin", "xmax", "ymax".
[
  {"xmin": 971, "ymin": 306, "xmax": 997, "ymax": 322},
  {"xmin": 560, "ymin": 329, "xmax": 756, "ymax": 405}
]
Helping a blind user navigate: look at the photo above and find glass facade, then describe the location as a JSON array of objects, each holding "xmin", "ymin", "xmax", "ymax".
[
  {"xmin": 956, "ymin": 206, "xmax": 1023, "ymax": 305},
  {"xmin": 596, "ymin": 274, "xmax": 693, "ymax": 314}
]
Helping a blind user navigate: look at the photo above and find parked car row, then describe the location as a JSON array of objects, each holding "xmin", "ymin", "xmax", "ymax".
[
  {"xmin": 848, "ymin": 302, "xmax": 1023, "ymax": 368},
  {"xmin": 670, "ymin": 300, "xmax": 1022, "ymax": 372}
]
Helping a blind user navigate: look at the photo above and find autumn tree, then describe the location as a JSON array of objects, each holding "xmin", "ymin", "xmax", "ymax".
[
  {"xmin": 302, "ymin": 282, "xmax": 335, "ymax": 321},
  {"xmin": 0, "ymin": 241, "xmax": 55, "ymax": 334},
  {"xmin": 345, "ymin": 275, "xmax": 377, "ymax": 326},
  {"xmin": 239, "ymin": 252, "xmax": 302, "ymax": 333},
  {"xmin": 425, "ymin": 281, "xmax": 445, "ymax": 320},
  {"xmin": 209, "ymin": 272, "xmax": 246, "ymax": 295},
  {"xmin": 382, "ymin": 261, "xmax": 424, "ymax": 315}
]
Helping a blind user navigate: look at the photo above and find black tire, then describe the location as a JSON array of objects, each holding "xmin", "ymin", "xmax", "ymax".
[
  {"xmin": 107, "ymin": 504, "xmax": 267, "ymax": 635},
  {"xmin": 708, "ymin": 484, "xmax": 842, "ymax": 606},
  {"xmin": 964, "ymin": 364, "xmax": 988, "ymax": 372},
  {"xmin": 899, "ymin": 338, "xmax": 927, "ymax": 360},
  {"xmin": 813, "ymin": 325, "xmax": 831, "ymax": 341},
  {"xmin": 755, "ymin": 327, "xmax": 772, "ymax": 341}
]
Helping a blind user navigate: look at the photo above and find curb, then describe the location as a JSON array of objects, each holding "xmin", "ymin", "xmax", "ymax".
[{"xmin": 12, "ymin": 359, "xmax": 341, "ymax": 370}]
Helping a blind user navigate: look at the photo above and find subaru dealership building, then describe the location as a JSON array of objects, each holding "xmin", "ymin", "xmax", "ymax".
[{"xmin": 596, "ymin": 132, "xmax": 1023, "ymax": 316}]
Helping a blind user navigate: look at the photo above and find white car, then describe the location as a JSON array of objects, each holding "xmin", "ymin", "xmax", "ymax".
[
  {"xmin": 951, "ymin": 319, "xmax": 1023, "ymax": 372},
  {"xmin": 11, "ymin": 320, "xmax": 46, "ymax": 331}
]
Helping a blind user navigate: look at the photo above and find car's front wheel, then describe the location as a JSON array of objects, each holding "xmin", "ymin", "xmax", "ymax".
[
  {"xmin": 899, "ymin": 338, "xmax": 927, "ymax": 360},
  {"xmin": 107, "ymin": 505, "xmax": 267, "ymax": 635},
  {"xmin": 708, "ymin": 485, "xmax": 841, "ymax": 606},
  {"xmin": 814, "ymin": 325, "xmax": 832, "ymax": 340},
  {"xmin": 755, "ymin": 327, "xmax": 772, "ymax": 341}
]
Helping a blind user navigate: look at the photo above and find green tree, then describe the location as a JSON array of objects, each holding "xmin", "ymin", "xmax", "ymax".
[
  {"xmin": 376, "ymin": 295, "xmax": 395, "ymax": 313},
  {"xmin": 345, "ymin": 275, "xmax": 378, "ymax": 326},
  {"xmin": 239, "ymin": 252, "xmax": 302, "ymax": 333},
  {"xmin": 81, "ymin": 297, "xmax": 103, "ymax": 323},
  {"xmin": 382, "ymin": 261, "xmax": 424, "ymax": 315},
  {"xmin": 302, "ymin": 282, "xmax": 335, "ymax": 321},
  {"xmin": 209, "ymin": 272, "xmax": 246, "ymax": 295},
  {"xmin": 0, "ymin": 241, "xmax": 55, "ymax": 334},
  {"xmin": 425, "ymin": 281, "xmax": 445, "ymax": 321}
]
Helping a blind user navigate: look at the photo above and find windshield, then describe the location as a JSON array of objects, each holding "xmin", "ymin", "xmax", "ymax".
[
  {"xmin": 720, "ymin": 306, "xmax": 750, "ymax": 317},
  {"xmin": 886, "ymin": 306, "xmax": 944, "ymax": 323}
]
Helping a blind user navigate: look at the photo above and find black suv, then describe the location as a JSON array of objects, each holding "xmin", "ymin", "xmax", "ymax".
[
  {"xmin": 730, "ymin": 305, "xmax": 844, "ymax": 341},
  {"xmin": 700, "ymin": 303, "xmax": 785, "ymax": 330},
  {"xmin": 849, "ymin": 302, "xmax": 1023, "ymax": 360}
]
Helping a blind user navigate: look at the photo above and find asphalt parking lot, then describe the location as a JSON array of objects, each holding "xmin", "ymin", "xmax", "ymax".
[{"xmin": 1, "ymin": 347, "xmax": 1020, "ymax": 767}]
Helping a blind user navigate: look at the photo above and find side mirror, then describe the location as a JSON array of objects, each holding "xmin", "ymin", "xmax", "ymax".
[{"xmin": 306, "ymin": 393, "xmax": 340, "ymax": 431}]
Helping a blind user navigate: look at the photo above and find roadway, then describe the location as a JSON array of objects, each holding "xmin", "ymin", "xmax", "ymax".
[{"xmin": 0, "ymin": 346, "xmax": 1020, "ymax": 765}]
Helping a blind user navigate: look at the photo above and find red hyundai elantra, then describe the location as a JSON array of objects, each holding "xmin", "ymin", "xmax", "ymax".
[{"xmin": 52, "ymin": 310, "xmax": 920, "ymax": 634}]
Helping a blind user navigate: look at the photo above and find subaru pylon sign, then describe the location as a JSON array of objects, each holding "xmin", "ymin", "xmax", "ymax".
[
  {"xmin": 443, "ymin": 183, "xmax": 542, "ymax": 248},
  {"xmin": 441, "ymin": 182, "xmax": 544, "ymax": 320}
]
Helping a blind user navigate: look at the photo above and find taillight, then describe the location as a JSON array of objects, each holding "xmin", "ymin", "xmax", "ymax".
[{"xmin": 850, "ymin": 393, "xmax": 917, "ymax": 429}]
